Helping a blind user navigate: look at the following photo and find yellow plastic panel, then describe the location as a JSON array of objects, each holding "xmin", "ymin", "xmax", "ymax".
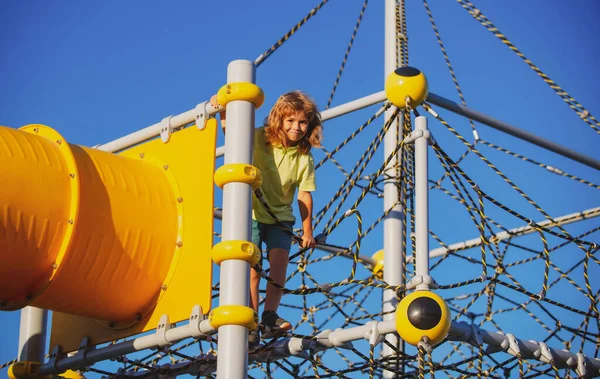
[{"xmin": 50, "ymin": 120, "xmax": 216, "ymax": 351}]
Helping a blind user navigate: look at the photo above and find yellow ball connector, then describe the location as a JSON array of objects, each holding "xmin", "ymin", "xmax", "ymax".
[
  {"xmin": 385, "ymin": 67, "xmax": 428, "ymax": 108},
  {"xmin": 395, "ymin": 290, "xmax": 451, "ymax": 346}
]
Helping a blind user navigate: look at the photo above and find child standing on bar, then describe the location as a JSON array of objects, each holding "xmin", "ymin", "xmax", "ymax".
[{"xmin": 211, "ymin": 90, "xmax": 323, "ymax": 347}]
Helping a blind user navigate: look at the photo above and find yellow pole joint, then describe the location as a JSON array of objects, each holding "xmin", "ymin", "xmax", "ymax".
[
  {"xmin": 216, "ymin": 82, "xmax": 265, "ymax": 109},
  {"xmin": 214, "ymin": 163, "xmax": 262, "ymax": 189},
  {"xmin": 371, "ymin": 249, "xmax": 384, "ymax": 278},
  {"xmin": 209, "ymin": 305, "xmax": 258, "ymax": 330},
  {"xmin": 8, "ymin": 362, "xmax": 51, "ymax": 379},
  {"xmin": 212, "ymin": 240, "xmax": 261, "ymax": 266},
  {"xmin": 57, "ymin": 370, "xmax": 85, "ymax": 379}
]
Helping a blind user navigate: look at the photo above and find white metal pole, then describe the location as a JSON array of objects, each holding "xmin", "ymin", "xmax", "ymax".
[
  {"xmin": 18, "ymin": 306, "xmax": 47, "ymax": 362},
  {"xmin": 383, "ymin": 0, "xmax": 403, "ymax": 376},
  {"xmin": 426, "ymin": 93, "xmax": 600, "ymax": 171},
  {"xmin": 216, "ymin": 59, "xmax": 256, "ymax": 379},
  {"xmin": 423, "ymin": 206, "xmax": 600, "ymax": 260},
  {"xmin": 414, "ymin": 116, "xmax": 431, "ymax": 290},
  {"xmin": 321, "ymin": 90, "xmax": 387, "ymax": 121}
]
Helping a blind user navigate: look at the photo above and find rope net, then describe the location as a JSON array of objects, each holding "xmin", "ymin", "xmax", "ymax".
[
  {"xmin": 71, "ymin": 92, "xmax": 598, "ymax": 378},
  {"xmin": 55, "ymin": 93, "xmax": 597, "ymax": 378},
  {"xmin": 2, "ymin": 1, "xmax": 598, "ymax": 378}
]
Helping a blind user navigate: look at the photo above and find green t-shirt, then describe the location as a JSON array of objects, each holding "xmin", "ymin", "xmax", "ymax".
[{"xmin": 252, "ymin": 127, "xmax": 316, "ymax": 224}]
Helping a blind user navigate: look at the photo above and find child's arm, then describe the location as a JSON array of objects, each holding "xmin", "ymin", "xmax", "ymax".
[
  {"xmin": 209, "ymin": 95, "xmax": 227, "ymax": 133},
  {"xmin": 297, "ymin": 190, "xmax": 316, "ymax": 249}
]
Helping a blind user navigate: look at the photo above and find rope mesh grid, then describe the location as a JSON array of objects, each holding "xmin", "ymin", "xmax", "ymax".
[
  {"xmin": 15, "ymin": 99, "xmax": 596, "ymax": 378},
  {"xmin": 3, "ymin": 1, "xmax": 599, "ymax": 378}
]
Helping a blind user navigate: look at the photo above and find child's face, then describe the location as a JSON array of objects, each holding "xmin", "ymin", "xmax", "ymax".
[{"xmin": 282, "ymin": 111, "xmax": 309, "ymax": 146}]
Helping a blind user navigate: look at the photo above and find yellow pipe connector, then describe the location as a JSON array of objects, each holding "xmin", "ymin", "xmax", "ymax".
[
  {"xmin": 209, "ymin": 305, "xmax": 257, "ymax": 330},
  {"xmin": 216, "ymin": 82, "xmax": 265, "ymax": 109},
  {"xmin": 212, "ymin": 240, "xmax": 261, "ymax": 266},
  {"xmin": 214, "ymin": 163, "xmax": 262, "ymax": 189}
]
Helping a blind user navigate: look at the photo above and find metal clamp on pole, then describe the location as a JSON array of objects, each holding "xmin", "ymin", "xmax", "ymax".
[
  {"xmin": 576, "ymin": 352, "xmax": 588, "ymax": 378},
  {"xmin": 68, "ymin": 337, "xmax": 91, "ymax": 370},
  {"xmin": 406, "ymin": 274, "xmax": 439, "ymax": 290},
  {"xmin": 503, "ymin": 333, "xmax": 521, "ymax": 358},
  {"xmin": 159, "ymin": 116, "xmax": 174, "ymax": 143},
  {"xmin": 402, "ymin": 129, "xmax": 431, "ymax": 145},
  {"xmin": 188, "ymin": 305, "xmax": 204, "ymax": 338},
  {"xmin": 154, "ymin": 315, "xmax": 172, "ymax": 346},
  {"xmin": 194, "ymin": 101, "xmax": 210, "ymax": 131},
  {"xmin": 364, "ymin": 320, "xmax": 385, "ymax": 346},
  {"xmin": 48, "ymin": 345, "xmax": 63, "ymax": 371},
  {"xmin": 534, "ymin": 341, "xmax": 554, "ymax": 364}
]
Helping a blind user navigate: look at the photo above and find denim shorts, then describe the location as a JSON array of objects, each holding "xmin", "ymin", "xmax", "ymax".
[{"xmin": 251, "ymin": 220, "xmax": 294, "ymax": 266}]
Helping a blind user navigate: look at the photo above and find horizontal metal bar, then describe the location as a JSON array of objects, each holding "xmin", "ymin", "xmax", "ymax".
[
  {"xmin": 95, "ymin": 102, "xmax": 221, "ymax": 153},
  {"xmin": 38, "ymin": 308, "xmax": 215, "ymax": 375},
  {"xmin": 410, "ymin": 206, "xmax": 600, "ymax": 262},
  {"xmin": 121, "ymin": 318, "xmax": 600, "ymax": 377},
  {"xmin": 426, "ymin": 92, "xmax": 600, "ymax": 171},
  {"xmin": 449, "ymin": 321, "xmax": 600, "ymax": 374},
  {"xmin": 321, "ymin": 91, "xmax": 387, "ymax": 121}
]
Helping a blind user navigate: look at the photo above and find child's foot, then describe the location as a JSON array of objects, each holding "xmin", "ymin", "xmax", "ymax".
[
  {"xmin": 261, "ymin": 310, "xmax": 292, "ymax": 338},
  {"xmin": 248, "ymin": 328, "xmax": 261, "ymax": 349}
]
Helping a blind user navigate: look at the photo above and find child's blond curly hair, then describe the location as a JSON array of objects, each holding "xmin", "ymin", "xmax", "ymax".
[{"xmin": 264, "ymin": 91, "xmax": 323, "ymax": 154}]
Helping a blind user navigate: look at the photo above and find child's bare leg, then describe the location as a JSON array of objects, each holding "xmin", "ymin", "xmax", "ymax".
[
  {"xmin": 250, "ymin": 267, "xmax": 260, "ymax": 312},
  {"xmin": 264, "ymin": 247, "xmax": 289, "ymax": 312}
]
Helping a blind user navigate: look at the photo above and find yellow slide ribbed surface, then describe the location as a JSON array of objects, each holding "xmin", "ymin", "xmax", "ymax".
[
  {"xmin": 0, "ymin": 125, "xmax": 72, "ymax": 304},
  {"xmin": 0, "ymin": 125, "xmax": 179, "ymax": 322}
]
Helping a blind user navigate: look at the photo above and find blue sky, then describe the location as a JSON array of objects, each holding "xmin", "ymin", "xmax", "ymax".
[{"xmin": 1, "ymin": 0, "xmax": 599, "ymax": 377}]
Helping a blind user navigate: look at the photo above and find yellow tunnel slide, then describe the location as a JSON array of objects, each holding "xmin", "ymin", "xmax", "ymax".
[{"xmin": 0, "ymin": 123, "xmax": 215, "ymax": 338}]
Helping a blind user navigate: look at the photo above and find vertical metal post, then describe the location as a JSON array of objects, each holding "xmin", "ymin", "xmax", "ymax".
[
  {"xmin": 18, "ymin": 307, "xmax": 47, "ymax": 362},
  {"xmin": 414, "ymin": 116, "xmax": 430, "ymax": 290},
  {"xmin": 383, "ymin": 0, "xmax": 404, "ymax": 377},
  {"xmin": 216, "ymin": 59, "xmax": 256, "ymax": 379}
]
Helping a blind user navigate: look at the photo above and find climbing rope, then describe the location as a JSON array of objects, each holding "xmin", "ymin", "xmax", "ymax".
[
  {"xmin": 254, "ymin": 0, "xmax": 330, "ymax": 67},
  {"xmin": 325, "ymin": 0, "xmax": 369, "ymax": 109},
  {"xmin": 478, "ymin": 139, "xmax": 600, "ymax": 189},
  {"xmin": 456, "ymin": 0, "xmax": 600, "ymax": 135}
]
